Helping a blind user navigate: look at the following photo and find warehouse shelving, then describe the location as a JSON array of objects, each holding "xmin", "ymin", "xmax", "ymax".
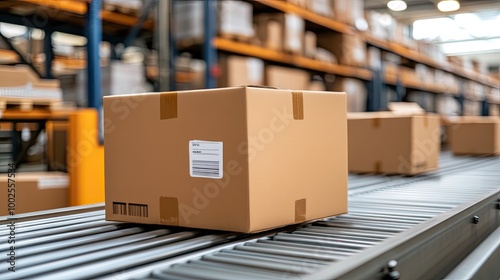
[
  {"xmin": 187, "ymin": 0, "xmax": 500, "ymax": 115},
  {"xmin": 364, "ymin": 33, "xmax": 500, "ymax": 88},
  {"xmin": 0, "ymin": 0, "xmax": 153, "ymax": 30},
  {"xmin": 251, "ymin": 0, "xmax": 355, "ymax": 35},
  {"xmin": 213, "ymin": 37, "xmax": 372, "ymax": 80},
  {"xmin": 384, "ymin": 74, "xmax": 458, "ymax": 95}
]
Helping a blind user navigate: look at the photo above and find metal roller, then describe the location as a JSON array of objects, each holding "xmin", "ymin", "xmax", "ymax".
[{"xmin": 1, "ymin": 152, "xmax": 499, "ymax": 280}]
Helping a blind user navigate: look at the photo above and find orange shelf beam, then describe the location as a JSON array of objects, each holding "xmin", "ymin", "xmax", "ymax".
[
  {"xmin": 213, "ymin": 37, "xmax": 372, "ymax": 80},
  {"xmin": 256, "ymin": 0, "xmax": 354, "ymax": 35}
]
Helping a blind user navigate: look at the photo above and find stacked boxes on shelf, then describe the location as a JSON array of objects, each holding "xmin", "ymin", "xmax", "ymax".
[{"xmin": 174, "ymin": 1, "xmax": 254, "ymax": 43}]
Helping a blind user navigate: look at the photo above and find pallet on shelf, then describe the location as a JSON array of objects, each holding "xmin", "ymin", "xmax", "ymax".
[{"xmin": 0, "ymin": 97, "xmax": 72, "ymax": 112}]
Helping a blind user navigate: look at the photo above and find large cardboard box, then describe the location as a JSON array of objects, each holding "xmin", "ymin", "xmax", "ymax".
[
  {"xmin": 0, "ymin": 172, "xmax": 68, "ymax": 216},
  {"xmin": 104, "ymin": 86, "xmax": 348, "ymax": 233},
  {"xmin": 348, "ymin": 109, "xmax": 440, "ymax": 175},
  {"xmin": 218, "ymin": 55, "xmax": 264, "ymax": 87},
  {"xmin": 446, "ymin": 117, "xmax": 500, "ymax": 155},
  {"xmin": 266, "ymin": 65, "xmax": 310, "ymax": 90},
  {"xmin": 317, "ymin": 33, "xmax": 366, "ymax": 67}
]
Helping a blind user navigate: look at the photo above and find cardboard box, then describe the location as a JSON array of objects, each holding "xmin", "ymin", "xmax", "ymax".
[
  {"xmin": 174, "ymin": 1, "xmax": 254, "ymax": 42},
  {"xmin": 255, "ymin": 13, "xmax": 304, "ymax": 54},
  {"xmin": 306, "ymin": 0, "xmax": 333, "ymax": 18},
  {"xmin": 304, "ymin": 31, "xmax": 317, "ymax": 58},
  {"xmin": 0, "ymin": 172, "xmax": 68, "ymax": 216},
  {"xmin": 219, "ymin": 55, "xmax": 264, "ymax": 87},
  {"xmin": 255, "ymin": 19, "xmax": 282, "ymax": 51},
  {"xmin": 104, "ymin": 86, "xmax": 348, "ymax": 233},
  {"xmin": 329, "ymin": 77, "xmax": 366, "ymax": 112},
  {"xmin": 348, "ymin": 107, "xmax": 440, "ymax": 175},
  {"xmin": 317, "ymin": 33, "xmax": 366, "ymax": 67},
  {"xmin": 447, "ymin": 117, "xmax": 500, "ymax": 155},
  {"xmin": 332, "ymin": 0, "xmax": 365, "ymax": 28},
  {"xmin": 266, "ymin": 65, "xmax": 310, "ymax": 90}
]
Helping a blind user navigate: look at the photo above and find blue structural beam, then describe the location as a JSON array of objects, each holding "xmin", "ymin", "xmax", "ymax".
[
  {"xmin": 86, "ymin": 0, "xmax": 102, "ymax": 109},
  {"xmin": 203, "ymin": 0, "xmax": 217, "ymax": 88},
  {"xmin": 120, "ymin": 0, "xmax": 158, "ymax": 58}
]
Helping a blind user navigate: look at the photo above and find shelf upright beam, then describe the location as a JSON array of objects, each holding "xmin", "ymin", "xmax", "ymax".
[
  {"xmin": 203, "ymin": 0, "xmax": 217, "ymax": 88},
  {"xmin": 156, "ymin": 0, "xmax": 171, "ymax": 91},
  {"xmin": 86, "ymin": 0, "xmax": 102, "ymax": 109},
  {"xmin": 43, "ymin": 28, "xmax": 54, "ymax": 79},
  {"xmin": 481, "ymin": 99, "xmax": 489, "ymax": 116},
  {"xmin": 120, "ymin": 0, "xmax": 158, "ymax": 58}
]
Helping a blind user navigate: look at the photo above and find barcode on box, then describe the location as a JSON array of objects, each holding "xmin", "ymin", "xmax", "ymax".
[
  {"xmin": 112, "ymin": 202, "xmax": 127, "ymax": 215},
  {"xmin": 189, "ymin": 140, "xmax": 223, "ymax": 179},
  {"xmin": 128, "ymin": 203, "xmax": 148, "ymax": 217},
  {"xmin": 192, "ymin": 160, "xmax": 220, "ymax": 177}
]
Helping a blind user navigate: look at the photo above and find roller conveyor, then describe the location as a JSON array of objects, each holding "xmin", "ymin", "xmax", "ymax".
[{"xmin": 1, "ymin": 152, "xmax": 499, "ymax": 280}]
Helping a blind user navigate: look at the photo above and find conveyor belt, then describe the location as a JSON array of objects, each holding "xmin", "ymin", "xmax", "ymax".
[{"xmin": 1, "ymin": 152, "xmax": 499, "ymax": 279}]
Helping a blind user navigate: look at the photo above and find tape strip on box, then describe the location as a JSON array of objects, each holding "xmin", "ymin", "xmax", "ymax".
[
  {"xmin": 160, "ymin": 92, "xmax": 178, "ymax": 120},
  {"xmin": 160, "ymin": 196, "xmax": 179, "ymax": 226},
  {"xmin": 292, "ymin": 91, "xmax": 304, "ymax": 120},
  {"xmin": 295, "ymin": 198, "xmax": 306, "ymax": 223}
]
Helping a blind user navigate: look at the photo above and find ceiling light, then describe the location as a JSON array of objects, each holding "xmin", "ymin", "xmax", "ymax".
[
  {"xmin": 437, "ymin": 0, "xmax": 460, "ymax": 12},
  {"xmin": 387, "ymin": 0, "xmax": 407, "ymax": 12}
]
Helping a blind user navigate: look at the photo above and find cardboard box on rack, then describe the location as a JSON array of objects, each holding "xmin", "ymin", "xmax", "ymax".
[
  {"xmin": 444, "ymin": 116, "xmax": 500, "ymax": 155},
  {"xmin": 255, "ymin": 13, "xmax": 305, "ymax": 54},
  {"xmin": 0, "ymin": 172, "xmax": 68, "ymax": 216},
  {"xmin": 332, "ymin": 0, "xmax": 365, "ymax": 27},
  {"xmin": 317, "ymin": 33, "xmax": 366, "ymax": 67},
  {"xmin": 348, "ymin": 103, "xmax": 440, "ymax": 175},
  {"xmin": 218, "ymin": 55, "xmax": 264, "ymax": 87},
  {"xmin": 266, "ymin": 65, "xmax": 310, "ymax": 90},
  {"xmin": 174, "ymin": 1, "xmax": 254, "ymax": 42},
  {"xmin": 104, "ymin": 86, "xmax": 348, "ymax": 233}
]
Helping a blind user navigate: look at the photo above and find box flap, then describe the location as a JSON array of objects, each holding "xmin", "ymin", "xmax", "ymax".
[{"xmin": 388, "ymin": 102, "xmax": 425, "ymax": 115}]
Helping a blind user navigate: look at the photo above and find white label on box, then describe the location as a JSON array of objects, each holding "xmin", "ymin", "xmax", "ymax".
[{"xmin": 189, "ymin": 140, "xmax": 223, "ymax": 179}]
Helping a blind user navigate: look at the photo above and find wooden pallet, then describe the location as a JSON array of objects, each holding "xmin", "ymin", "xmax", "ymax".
[
  {"xmin": 219, "ymin": 33, "xmax": 253, "ymax": 44},
  {"xmin": 103, "ymin": 3, "xmax": 140, "ymax": 17},
  {"xmin": 0, "ymin": 98, "xmax": 65, "ymax": 111},
  {"xmin": 176, "ymin": 37, "xmax": 204, "ymax": 49}
]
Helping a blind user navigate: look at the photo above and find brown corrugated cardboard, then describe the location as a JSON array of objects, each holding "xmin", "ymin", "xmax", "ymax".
[
  {"xmin": 0, "ymin": 65, "xmax": 60, "ymax": 89},
  {"xmin": 317, "ymin": 33, "xmax": 366, "ymax": 67},
  {"xmin": 446, "ymin": 116, "xmax": 500, "ymax": 155},
  {"xmin": 255, "ymin": 13, "xmax": 304, "ymax": 54},
  {"xmin": 348, "ymin": 112, "xmax": 440, "ymax": 175},
  {"xmin": 329, "ymin": 77, "xmax": 366, "ymax": 112},
  {"xmin": 266, "ymin": 65, "xmax": 310, "ymax": 90},
  {"xmin": 219, "ymin": 55, "xmax": 264, "ymax": 87},
  {"xmin": 104, "ymin": 86, "xmax": 348, "ymax": 233},
  {"xmin": 0, "ymin": 172, "xmax": 68, "ymax": 216},
  {"xmin": 304, "ymin": 31, "xmax": 317, "ymax": 58}
]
